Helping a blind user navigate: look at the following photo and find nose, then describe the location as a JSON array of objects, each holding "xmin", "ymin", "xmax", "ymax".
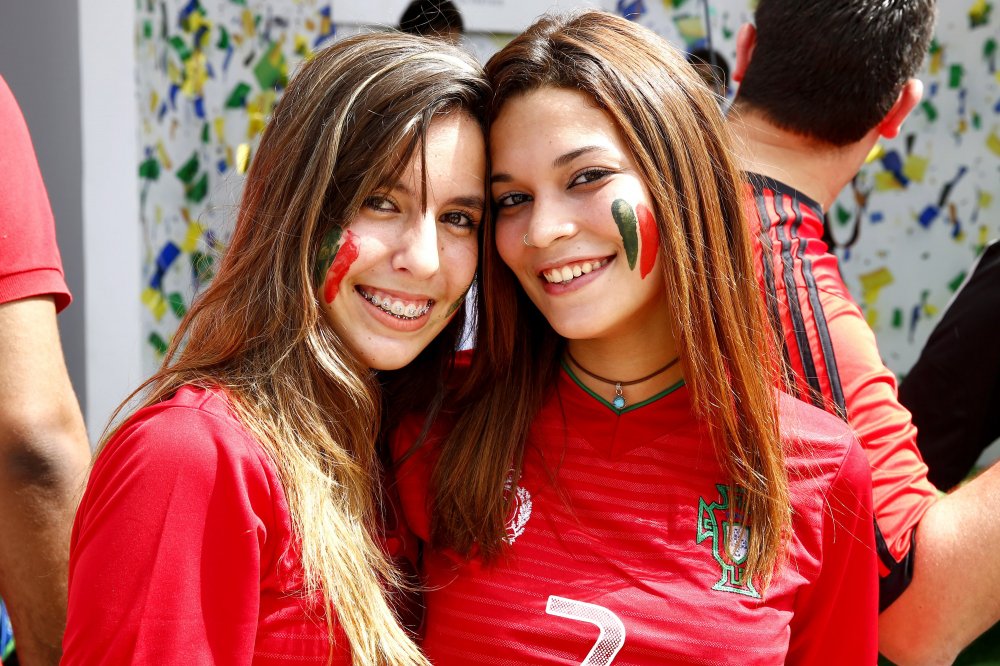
[
  {"xmin": 392, "ymin": 211, "xmax": 440, "ymax": 278},
  {"xmin": 522, "ymin": 195, "xmax": 577, "ymax": 249}
]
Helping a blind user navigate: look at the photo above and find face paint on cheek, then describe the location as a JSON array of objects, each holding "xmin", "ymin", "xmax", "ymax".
[
  {"xmin": 442, "ymin": 280, "xmax": 473, "ymax": 321},
  {"xmin": 318, "ymin": 229, "xmax": 361, "ymax": 304},
  {"xmin": 611, "ymin": 199, "xmax": 639, "ymax": 270},
  {"xmin": 636, "ymin": 203, "xmax": 660, "ymax": 279}
]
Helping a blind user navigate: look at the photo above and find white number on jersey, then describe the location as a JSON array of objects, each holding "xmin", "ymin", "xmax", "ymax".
[{"xmin": 546, "ymin": 595, "xmax": 626, "ymax": 666}]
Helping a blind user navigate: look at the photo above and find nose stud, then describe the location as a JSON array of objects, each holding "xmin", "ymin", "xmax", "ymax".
[{"xmin": 522, "ymin": 234, "xmax": 536, "ymax": 248}]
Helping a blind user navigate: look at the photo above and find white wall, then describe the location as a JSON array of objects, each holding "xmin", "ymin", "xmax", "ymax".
[{"xmin": 78, "ymin": 0, "xmax": 142, "ymax": 442}]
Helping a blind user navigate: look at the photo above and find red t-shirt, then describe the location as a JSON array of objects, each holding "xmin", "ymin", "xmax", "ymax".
[
  {"xmin": 0, "ymin": 75, "xmax": 71, "ymax": 311},
  {"xmin": 394, "ymin": 368, "xmax": 878, "ymax": 664},
  {"xmin": 64, "ymin": 386, "xmax": 416, "ymax": 664},
  {"xmin": 745, "ymin": 173, "xmax": 938, "ymax": 609}
]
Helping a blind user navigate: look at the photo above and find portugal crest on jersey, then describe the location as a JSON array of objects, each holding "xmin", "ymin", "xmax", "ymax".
[
  {"xmin": 503, "ymin": 472, "xmax": 532, "ymax": 544},
  {"xmin": 696, "ymin": 484, "xmax": 760, "ymax": 598}
]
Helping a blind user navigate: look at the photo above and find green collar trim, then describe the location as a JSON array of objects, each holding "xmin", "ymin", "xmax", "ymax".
[{"xmin": 561, "ymin": 359, "xmax": 686, "ymax": 414}]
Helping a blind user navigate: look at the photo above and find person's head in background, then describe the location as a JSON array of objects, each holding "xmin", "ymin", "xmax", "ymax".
[
  {"xmin": 731, "ymin": 0, "xmax": 936, "ymax": 148},
  {"xmin": 687, "ymin": 47, "xmax": 730, "ymax": 100},
  {"xmin": 399, "ymin": 0, "xmax": 465, "ymax": 45}
]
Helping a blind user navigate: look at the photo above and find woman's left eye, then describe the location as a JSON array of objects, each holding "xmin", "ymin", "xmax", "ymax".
[
  {"xmin": 363, "ymin": 195, "xmax": 398, "ymax": 212},
  {"xmin": 440, "ymin": 211, "xmax": 480, "ymax": 228},
  {"xmin": 570, "ymin": 168, "xmax": 613, "ymax": 187}
]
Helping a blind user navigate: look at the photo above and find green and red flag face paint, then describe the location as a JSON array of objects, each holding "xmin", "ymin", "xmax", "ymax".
[
  {"xmin": 611, "ymin": 199, "xmax": 660, "ymax": 278},
  {"xmin": 316, "ymin": 226, "xmax": 361, "ymax": 304}
]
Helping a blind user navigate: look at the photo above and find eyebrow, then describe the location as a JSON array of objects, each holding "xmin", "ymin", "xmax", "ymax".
[
  {"xmin": 491, "ymin": 145, "xmax": 609, "ymax": 184},
  {"xmin": 390, "ymin": 183, "xmax": 484, "ymax": 210}
]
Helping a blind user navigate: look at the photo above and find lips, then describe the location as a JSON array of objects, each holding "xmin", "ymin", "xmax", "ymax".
[
  {"xmin": 356, "ymin": 286, "xmax": 433, "ymax": 320},
  {"xmin": 540, "ymin": 257, "xmax": 611, "ymax": 284}
]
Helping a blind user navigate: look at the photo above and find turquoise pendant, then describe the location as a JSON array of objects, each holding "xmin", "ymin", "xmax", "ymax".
[{"xmin": 613, "ymin": 383, "xmax": 626, "ymax": 410}]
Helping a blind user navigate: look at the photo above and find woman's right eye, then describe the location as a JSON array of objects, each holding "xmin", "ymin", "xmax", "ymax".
[
  {"xmin": 494, "ymin": 192, "xmax": 531, "ymax": 209},
  {"xmin": 363, "ymin": 195, "xmax": 398, "ymax": 213}
]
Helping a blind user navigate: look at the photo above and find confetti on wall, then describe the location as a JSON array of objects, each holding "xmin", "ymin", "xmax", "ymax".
[{"xmin": 139, "ymin": 0, "xmax": 1000, "ymax": 380}]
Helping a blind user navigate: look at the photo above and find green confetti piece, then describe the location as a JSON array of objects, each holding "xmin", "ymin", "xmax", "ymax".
[
  {"xmin": 169, "ymin": 35, "xmax": 192, "ymax": 61},
  {"xmin": 973, "ymin": 112, "xmax": 982, "ymax": 130},
  {"xmin": 230, "ymin": 0, "xmax": 246, "ymax": 5},
  {"xmin": 835, "ymin": 204, "xmax": 851, "ymax": 226},
  {"xmin": 969, "ymin": 1, "xmax": 992, "ymax": 28},
  {"xmin": 176, "ymin": 153, "xmax": 199, "ymax": 184},
  {"xmin": 143, "ymin": 20, "xmax": 153, "ymax": 39},
  {"xmin": 920, "ymin": 100, "xmax": 938, "ymax": 122},
  {"xmin": 139, "ymin": 157, "xmax": 160, "ymax": 180},
  {"xmin": 891, "ymin": 308, "xmax": 903, "ymax": 329},
  {"xmin": 217, "ymin": 26, "xmax": 230, "ymax": 50},
  {"xmin": 929, "ymin": 39, "xmax": 941, "ymax": 55},
  {"xmin": 225, "ymin": 82, "xmax": 251, "ymax": 108},
  {"xmin": 948, "ymin": 64, "xmax": 964, "ymax": 89},
  {"xmin": 722, "ymin": 27, "xmax": 733, "ymax": 39},
  {"xmin": 168, "ymin": 292, "xmax": 187, "ymax": 318},
  {"xmin": 253, "ymin": 42, "xmax": 288, "ymax": 90},
  {"xmin": 611, "ymin": 199, "xmax": 639, "ymax": 270},
  {"xmin": 671, "ymin": 0, "xmax": 689, "ymax": 7},
  {"xmin": 191, "ymin": 251, "xmax": 215, "ymax": 282},
  {"xmin": 148, "ymin": 332, "xmax": 169, "ymax": 356},
  {"xmin": 986, "ymin": 38, "xmax": 997, "ymax": 58},
  {"xmin": 186, "ymin": 173, "xmax": 209, "ymax": 203},
  {"xmin": 201, "ymin": 123, "xmax": 210, "ymax": 144},
  {"xmin": 948, "ymin": 271, "xmax": 967, "ymax": 292}
]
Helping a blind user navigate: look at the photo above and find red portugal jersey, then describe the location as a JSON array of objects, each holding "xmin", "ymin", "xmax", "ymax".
[
  {"xmin": 744, "ymin": 173, "xmax": 939, "ymax": 610},
  {"xmin": 0, "ymin": 75, "xmax": 71, "ymax": 310},
  {"xmin": 394, "ymin": 368, "xmax": 878, "ymax": 665},
  {"xmin": 64, "ymin": 386, "xmax": 417, "ymax": 664}
]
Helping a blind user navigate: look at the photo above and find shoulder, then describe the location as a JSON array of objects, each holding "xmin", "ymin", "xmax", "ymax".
[
  {"xmin": 777, "ymin": 391, "xmax": 870, "ymax": 491},
  {"xmin": 92, "ymin": 386, "xmax": 278, "ymax": 497}
]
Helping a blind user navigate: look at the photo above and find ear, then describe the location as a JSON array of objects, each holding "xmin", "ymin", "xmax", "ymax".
[
  {"xmin": 877, "ymin": 79, "xmax": 923, "ymax": 139},
  {"xmin": 732, "ymin": 23, "xmax": 757, "ymax": 84}
]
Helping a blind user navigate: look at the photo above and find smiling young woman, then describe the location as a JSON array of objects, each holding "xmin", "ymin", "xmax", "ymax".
[
  {"xmin": 392, "ymin": 11, "xmax": 879, "ymax": 665},
  {"xmin": 62, "ymin": 33, "xmax": 488, "ymax": 666}
]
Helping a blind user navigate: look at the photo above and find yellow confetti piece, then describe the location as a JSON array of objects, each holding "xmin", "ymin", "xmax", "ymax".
[
  {"xmin": 859, "ymin": 267, "xmax": 894, "ymax": 305},
  {"xmin": 929, "ymin": 49, "xmax": 943, "ymax": 75},
  {"xmin": 214, "ymin": 117, "xmax": 226, "ymax": 143},
  {"xmin": 305, "ymin": 18, "xmax": 316, "ymax": 31},
  {"xmin": 155, "ymin": 205, "xmax": 163, "ymax": 225},
  {"xmin": 980, "ymin": 226, "xmax": 990, "ymax": 246},
  {"xmin": 149, "ymin": 90, "xmax": 159, "ymax": 113},
  {"xmin": 902, "ymin": 154, "xmax": 929, "ymax": 183},
  {"xmin": 319, "ymin": 14, "xmax": 332, "ymax": 39},
  {"xmin": 247, "ymin": 90, "xmax": 277, "ymax": 115},
  {"xmin": 922, "ymin": 302, "xmax": 938, "ymax": 317},
  {"xmin": 674, "ymin": 15, "xmax": 706, "ymax": 42},
  {"xmin": 865, "ymin": 143, "xmax": 885, "ymax": 164},
  {"xmin": 242, "ymin": 9, "xmax": 255, "ymax": 38},
  {"xmin": 156, "ymin": 141, "xmax": 173, "ymax": 170},
  {"xmin": 873, "ymin": 171, "xmax": 904, "ymax": 191},
  {"xmin": 142, "ymin": 287, "xmax": 168, "ymax": 321},
  {"xmin": 181, "ymin": 222, "xmax": 204, "ymax": 253},
  {"xmin": 181, "ymin": 52, "xmax": 209, "ymax": 97},
  {"xmin": 987, "ymin": 131, "xmax": 1000, "ymax": 157},
  {"xmin": 236, "ymin": 143, "xmax": 251, "ymax": 174},
  {"xmin": 167, "ymin": 60, "xmax": 183, "ymax": 86},
  {"xmin": 865, "ymin": 308, "xmax": 878, "ymax": 329},
  {"xmin": 294, "ymin": 34, "xmax": 311, "ymax": 60},
  {"xmin": 980, "ymin": 191, "xmax": 994, "ymax": 209},
  {"xmin": 247, "ymin": 112, "xmax": 266, "ymax": 139},
  {"xmin": 970, "ymin": 0, "xmax": 990, "ymax": 23},
  {"xmin": 180, "ymin": 207, "xmax": 192, "ymax": 224}
]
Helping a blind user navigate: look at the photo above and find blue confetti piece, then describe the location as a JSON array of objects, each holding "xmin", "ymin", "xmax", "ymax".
[
  {"xmin": 871, "ymin": 211, "xmax": 884, "ymax": 223},
  {"xmin": 206, "ymin": 62, "xmax": 215, "ymax": 79},
  {"xmin": 157, "ymin": 242, "xmax": 181, "ymax": 273},
  {"xmin": 194, "ymin": 96, "xmax": 205, "ymax": 119},
  {"xmin": 222, "ymin": 46, "xmax": 234, "ymax": 73},
  {"xmin": 217, "ymin": 159, "xmax": 228, "ymax": 173},
  {"xmin": 952, "ymin": 220, "xmax": 962, "ymax": 238},
  {"xmin": 169, "ymin": 83, "xmax": 180, "ymax": 110},
  {"xmin": 929, "ymin": 82, "xmax": 938, "ymax": 97},
  {"xmin": 158, "ymin": 101, "xmax": 169, "ymax": 121},
  {"xmin": 880, "ymin": 150, "xmax": 909, "ymax": 187},
  {"xmin": 994, "ymin": 98, "xmax": 1000, "ymax": 113},
  {"xmin": 194, "ymin": 24, "xmax": 208, "ymax": 48},
  {"xmin": 617, "ymin": 0, "xmax": 647, "ymax": 19},
  {"xmin": 313, "ymin": 7, "xmax": 336, "ymax": 48},
  {"xmin": 918, "ymin": 205, "xmax": 939, "ymax": 228}
]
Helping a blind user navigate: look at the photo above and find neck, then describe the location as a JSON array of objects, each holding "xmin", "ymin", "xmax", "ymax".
[
  {"xmin": 728, "ymin": 103, "xmax": 876, "ymax": 211},
  {"xmin": 566, "ymin": 334, "xmax": 682, "ymax": 408}
]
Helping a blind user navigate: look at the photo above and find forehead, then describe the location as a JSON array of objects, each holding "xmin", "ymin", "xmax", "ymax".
[{"xmin": 489, "ymin": 87, "xmax": 625, "ymax": 162}]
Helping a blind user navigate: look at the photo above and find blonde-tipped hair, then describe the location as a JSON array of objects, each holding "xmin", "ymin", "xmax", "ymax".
[
  {"xmin": 101, "ymin": 33, "xmax": 488, "ymax": 665},
  {"xmin": 430, "ymin": 11, "xmax": 790, "ymax": 588}
]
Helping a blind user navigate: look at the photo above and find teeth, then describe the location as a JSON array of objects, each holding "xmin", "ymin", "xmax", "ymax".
[
  {"xmin": 543, "ymin": 259, "xmax": 608, "ymax": 284},
  {"xmin": 357, "ymin": 288, "xmax": 432, "ymax": 319}
]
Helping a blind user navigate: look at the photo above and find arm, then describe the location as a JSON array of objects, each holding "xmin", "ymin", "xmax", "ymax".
[
  {"xmin": 879, "ymin": 461, "xmax": 1000, "ymax": 665},
  {"xmin": 0, "ymin": 297, "xmax": 90, "ymax": 666},
  {"xmin": 62, "ymin": 403, "xmax": 273, "ymax": 664},
  {"xmin": 786, "ymin": 439, "xmax": 878, "ymax": 665}
]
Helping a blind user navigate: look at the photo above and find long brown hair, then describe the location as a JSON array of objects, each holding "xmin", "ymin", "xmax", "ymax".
[
  {"xmin": 429, "ymin": 11, "xmax": 790, "ymax": 585},
  {"xmin": 102, "ymin": 33, "xmax": 488, "ymax": 665}
]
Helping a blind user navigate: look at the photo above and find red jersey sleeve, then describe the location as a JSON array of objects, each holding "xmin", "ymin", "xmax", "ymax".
[
  {"xmin": 786, "ymin": 437, "xmax": 879, "ymax": 664},
  {"xmin": 63, "ymin": 400, "xmax": 280, "ymax": 664},
  {"xmin": 0, "ymin": 76, "xmax": 71, "ymax": 311}
]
